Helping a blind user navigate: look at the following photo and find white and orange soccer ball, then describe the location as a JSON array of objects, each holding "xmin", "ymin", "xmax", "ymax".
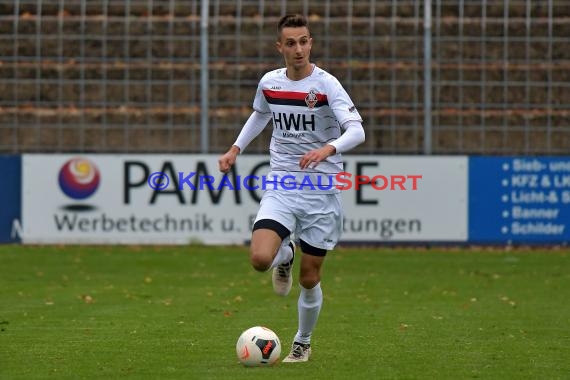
[{"xmin": 236, "ymin": 326, "xmax": 281, "ymax": 366}]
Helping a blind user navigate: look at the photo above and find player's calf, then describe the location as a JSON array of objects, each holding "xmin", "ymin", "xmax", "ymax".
[{"xmin": 272, "ymin": 242, "xmax": 295, "ymax": 296}]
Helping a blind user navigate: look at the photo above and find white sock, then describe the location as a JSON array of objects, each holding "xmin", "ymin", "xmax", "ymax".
[
  {"xmin": 268, "ymin": 239, "xmax": 293, "ymax": 270},
  {"xmin": 293, "ymin": 282, "xmax": 323, "ymax": 345}
]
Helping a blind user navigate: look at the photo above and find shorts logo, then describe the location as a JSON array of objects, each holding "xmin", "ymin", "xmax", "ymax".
[{"xmin": 305, "ymin": 88, "xmax": 319, "ymax": 109}]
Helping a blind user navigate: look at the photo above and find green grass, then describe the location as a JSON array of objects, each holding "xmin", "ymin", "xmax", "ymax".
[{"xmin": 1, "ymin": 245, "xmax": 569, "ymax": 379}]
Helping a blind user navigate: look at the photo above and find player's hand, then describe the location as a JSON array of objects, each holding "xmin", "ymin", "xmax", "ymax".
[
  {"xmin": 299, "ymin": 145, "xmax": 336, "ymax": 170},
  {"xmin": 218, "ymin": 146, "xmax": 240, "ymax": 173}
]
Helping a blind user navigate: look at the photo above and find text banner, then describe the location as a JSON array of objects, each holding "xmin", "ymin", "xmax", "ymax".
[{"xmin": 21, "ymin": 154, "xmax": 468, "ymax": 244}]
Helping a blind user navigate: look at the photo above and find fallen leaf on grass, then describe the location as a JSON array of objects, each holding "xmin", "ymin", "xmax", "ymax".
[
  {"xmin": 499, "ymin": 295, "xmax": 517, "ymax": 307},
  {"xmin": 161, "ymin": 298, "xmax": 172, "ymax": 306}
]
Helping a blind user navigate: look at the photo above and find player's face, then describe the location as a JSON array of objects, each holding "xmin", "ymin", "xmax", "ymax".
[{"xmin": 277, "ymin": 27, "xmax": 312, "ymax": 73}]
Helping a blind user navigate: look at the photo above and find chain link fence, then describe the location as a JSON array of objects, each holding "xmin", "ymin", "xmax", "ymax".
[{"xmin": 0, "ymin": 0, "xmax": 568, "ymax": 154}]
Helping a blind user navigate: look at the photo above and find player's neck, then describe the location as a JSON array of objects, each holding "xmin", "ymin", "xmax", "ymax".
[{"xmin": 286, "ymin": 63, "xmax": 314, "ymax": 81}]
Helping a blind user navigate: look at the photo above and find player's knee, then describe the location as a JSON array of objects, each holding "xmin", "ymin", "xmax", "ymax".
[
  {"xmin": 249, "ymin": 248, "xmax": 271, "ymax": 272},
  {"xmin": 299, "ymin": 274, "xmax": 320, "ymax": 289}
]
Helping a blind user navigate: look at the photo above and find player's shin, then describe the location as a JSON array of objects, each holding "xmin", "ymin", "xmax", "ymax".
[
  {"xmin": 294, "ymin": 282, "xmax": 323, "ymax": 345},
  {"xmin": 269, "ymin": 239, "xmax": 293, "ymax": 270}
]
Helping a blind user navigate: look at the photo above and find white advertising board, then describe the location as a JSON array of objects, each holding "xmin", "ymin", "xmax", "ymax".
[{"xmin": 21, "ymin": 154, "xmax": 467, "ymax": 244}]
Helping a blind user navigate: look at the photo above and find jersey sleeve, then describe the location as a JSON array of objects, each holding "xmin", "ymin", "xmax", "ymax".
[
  {"xmin": 327, "ymin": 76, "xmax": 363, "ymax": 125},
  {"xmin": 252, "ymin": 76, "xmax": 271, "ymax": 114}
]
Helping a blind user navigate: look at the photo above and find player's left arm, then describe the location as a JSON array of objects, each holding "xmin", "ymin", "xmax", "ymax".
[
  {"xmin": 328, "ymin": 119, "xmax": 365, "ymax": 153},
  {"xmin": 300, "ymin": 76, "xmax": 365, "ymax": 169},
  {"xmin": 299, "ymin": 120, "xmax": 365, "ymax": 169}
]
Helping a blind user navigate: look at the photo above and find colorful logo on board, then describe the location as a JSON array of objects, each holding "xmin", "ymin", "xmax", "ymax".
[{"xmin": 58, "ymin": 157, "xmax": 101, "ymax": 200}]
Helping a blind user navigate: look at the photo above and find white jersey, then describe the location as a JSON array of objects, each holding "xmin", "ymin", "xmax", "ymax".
[{"xmin": 253, "ymin": 65, "xmax": 363, "ymax": 193}]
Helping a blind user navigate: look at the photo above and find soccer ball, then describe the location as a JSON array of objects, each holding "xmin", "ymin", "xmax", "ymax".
[{"xmin": 236, "ymin": 326, "xmax": 281, "ymax": 366}]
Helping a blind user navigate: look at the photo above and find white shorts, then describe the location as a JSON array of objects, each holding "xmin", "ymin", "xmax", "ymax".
[{"xmin": 254, "ymin": 190, "xmax": 343, "ymax": 251}]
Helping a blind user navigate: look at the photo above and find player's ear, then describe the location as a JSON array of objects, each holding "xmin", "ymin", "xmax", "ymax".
[{"xmin": 275, "ymin": 41, "xmax": 283, "ymax": 54}]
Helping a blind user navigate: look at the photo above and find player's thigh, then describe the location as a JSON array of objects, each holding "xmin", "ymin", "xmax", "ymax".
[
  {"xmin": 251, "ymin": 190, "xmax": 295, "ymax": 267},
  {"xmin": 250, "ymin": 228, "xmax": 282, "ymax": 263}
]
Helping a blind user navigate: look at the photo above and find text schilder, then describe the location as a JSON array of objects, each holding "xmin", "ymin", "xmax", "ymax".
[{"xmin": 147, "ymin": 171, "xmax": 422, "ymax": 191}]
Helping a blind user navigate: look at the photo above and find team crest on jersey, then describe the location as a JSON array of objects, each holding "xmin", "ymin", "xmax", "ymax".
[{"xmin": 305, "ymin": 88, "xmax": 319, "ymax": 109}]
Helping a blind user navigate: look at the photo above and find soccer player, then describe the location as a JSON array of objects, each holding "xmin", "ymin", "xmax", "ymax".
[{"xmin": 218, "ymin": 14, "xmax": 365, "ymax": 362}]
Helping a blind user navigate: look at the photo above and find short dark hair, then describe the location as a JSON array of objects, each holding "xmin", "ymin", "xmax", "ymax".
[{"xmin": 277, "ymin": 14, "xmax": 309, "ymax": 36}]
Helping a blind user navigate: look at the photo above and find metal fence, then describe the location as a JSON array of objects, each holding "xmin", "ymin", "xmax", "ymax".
[{"xmin": 0, "ymin": 0, "xmax": 568, "ymax": 154}]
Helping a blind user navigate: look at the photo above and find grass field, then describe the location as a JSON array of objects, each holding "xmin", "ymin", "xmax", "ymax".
[{"xmin": 1, "ymin": 245, "xmax": 569, "ymax": 380}]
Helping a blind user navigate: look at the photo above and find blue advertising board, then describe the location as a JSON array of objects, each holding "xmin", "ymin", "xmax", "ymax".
[
  {"xmin": 0, "ymin": 155, "xmax": 21, "ymax": 243},
  {"xmin": 469, "ymin": 157, "xmax": 570, "ymax": 243}
]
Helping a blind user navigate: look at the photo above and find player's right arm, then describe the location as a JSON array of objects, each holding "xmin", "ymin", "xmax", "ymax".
[
  {"xmin": 219, "ymin": 74, "xmax": 273, "ymax": 174},
  {"xmin": 218, "ymin": 145, "xmax": 240, "ymax": 173},
  {"xmin": 218, "ymin": 110, "xmax": 272, "ymax": 173}
]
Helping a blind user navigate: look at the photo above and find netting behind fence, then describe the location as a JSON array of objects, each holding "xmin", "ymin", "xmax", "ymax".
[{"xmin": 0, "ymin": 0, "xmax": 568, "ymax": 154}]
